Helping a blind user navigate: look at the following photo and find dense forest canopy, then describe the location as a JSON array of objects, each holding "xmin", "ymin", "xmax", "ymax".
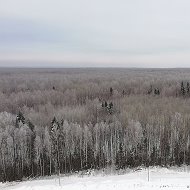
[{"xmin": 0, "ymin": 68, "xmax": 190, "ymax": 182}]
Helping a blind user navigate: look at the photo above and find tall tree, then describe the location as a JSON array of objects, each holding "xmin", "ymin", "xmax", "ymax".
[
  {"xmin": 50, "ymin": 117, "xmax": 61, "ymax": 185},
  {"xmin": 187, "ymin": 82, "xmax": 190, "ymax": 95},
  {"xmin": 110, "ymin": 87, "xmax": 113, "ymax": 96},
  {"xmin": 181, "ymin": 81, "xmax": 185, "ymax": 96}
]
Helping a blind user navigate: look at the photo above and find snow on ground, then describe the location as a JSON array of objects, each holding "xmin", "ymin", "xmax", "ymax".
[{"xmin": 1, "ymin": 167, "xmax": 190, "ymax": 190}]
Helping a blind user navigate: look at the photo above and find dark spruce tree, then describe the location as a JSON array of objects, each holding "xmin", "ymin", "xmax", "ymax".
[
  {"xmin": 110, "ymin": 87, "xmax": 113, "ymax": 96},
  {"xmin": 154, "ymin": 88, "xmax": 160, "ymax": 95},
  {"xmin": 16, "ymin": 111, "xmax": 25, "ymax": 127},
  {"xmin": 108, "ymin": 102, "xmax": 114, "ymax": 114},
  {"xmin": 104, "ymin": 101, "xmax": 108, "ymax": 108},
  {"xmin": 181, "ymin": 81, "xmax": 185, "ymax": 96},
  {"xmin": 122, "ymin": 90, "xmax": 125, "ymax": 96},
  {"xmin": 187, "ymin": 82, "xmax": 190, "ymax": 95}
]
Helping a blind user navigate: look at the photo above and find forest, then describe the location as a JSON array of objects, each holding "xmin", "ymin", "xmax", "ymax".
[{"xmin": 1, "ymin": 68, "xmax": 190, "ymax": 182}]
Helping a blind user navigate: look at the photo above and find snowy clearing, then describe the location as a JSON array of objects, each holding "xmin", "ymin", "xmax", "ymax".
[{"xmin": 1, "ymin": 167, "xmax": 190, "ymax": 190}]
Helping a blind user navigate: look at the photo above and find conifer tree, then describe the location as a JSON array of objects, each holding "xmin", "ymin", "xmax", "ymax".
[
  {"xmin": 181, "ymin": 81, "xmax": 185, "ymax": 96},
  {"xmin": 16, "ymin": 111, "xmax": 25, "ymax": 127},
  {"xmin": 122, "ymin": 90, "xmax": 125, "ymax": 96},
  {"xmin": 187, "ymin": 82, "xmax": 190, "ymax": 94},
  {"xmin": 110, "ymin": 87, "xmax": 113, "ymax": 96}
]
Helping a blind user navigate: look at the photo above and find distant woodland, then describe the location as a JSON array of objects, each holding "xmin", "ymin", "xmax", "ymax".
[{"xmin": 1, "ymin": 68, "xmax": 190, "ymax": 182}]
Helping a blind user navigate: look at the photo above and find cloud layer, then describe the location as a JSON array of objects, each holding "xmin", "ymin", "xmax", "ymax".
[{"xmin": 0, "ymin": 0, "xmax": 190, "ymax": 67}]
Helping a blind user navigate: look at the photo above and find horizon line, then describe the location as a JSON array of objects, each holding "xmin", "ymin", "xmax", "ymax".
[{"xmin": 0, "ymin": 66, "xmax": 190, "ymax": 69}]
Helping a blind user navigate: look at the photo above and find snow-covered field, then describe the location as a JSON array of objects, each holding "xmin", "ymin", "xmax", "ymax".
[{"xmin": 1, "ymin": 167, "xmax": 190, "ymax": 190}]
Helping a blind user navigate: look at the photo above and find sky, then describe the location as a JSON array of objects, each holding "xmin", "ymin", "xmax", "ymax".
[{"xmin": 0, "ymin": 0, "xmax": 190, "ymax": 68}]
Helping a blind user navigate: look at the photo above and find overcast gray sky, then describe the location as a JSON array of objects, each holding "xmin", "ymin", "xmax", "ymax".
[{"xmin": 0, "ymin": 0, "xmax": 190, "ymax": 67}]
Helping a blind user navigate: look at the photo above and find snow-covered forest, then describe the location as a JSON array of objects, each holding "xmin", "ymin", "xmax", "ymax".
[{"xmin": 1, "ymin": 68, "xmax": 190, "ymax": 182}]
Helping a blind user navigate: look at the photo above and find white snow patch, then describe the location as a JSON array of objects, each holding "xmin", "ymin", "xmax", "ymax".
[{"xmin": 1, "ymin": 167, "xmax": 190, "ymax": 190}]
